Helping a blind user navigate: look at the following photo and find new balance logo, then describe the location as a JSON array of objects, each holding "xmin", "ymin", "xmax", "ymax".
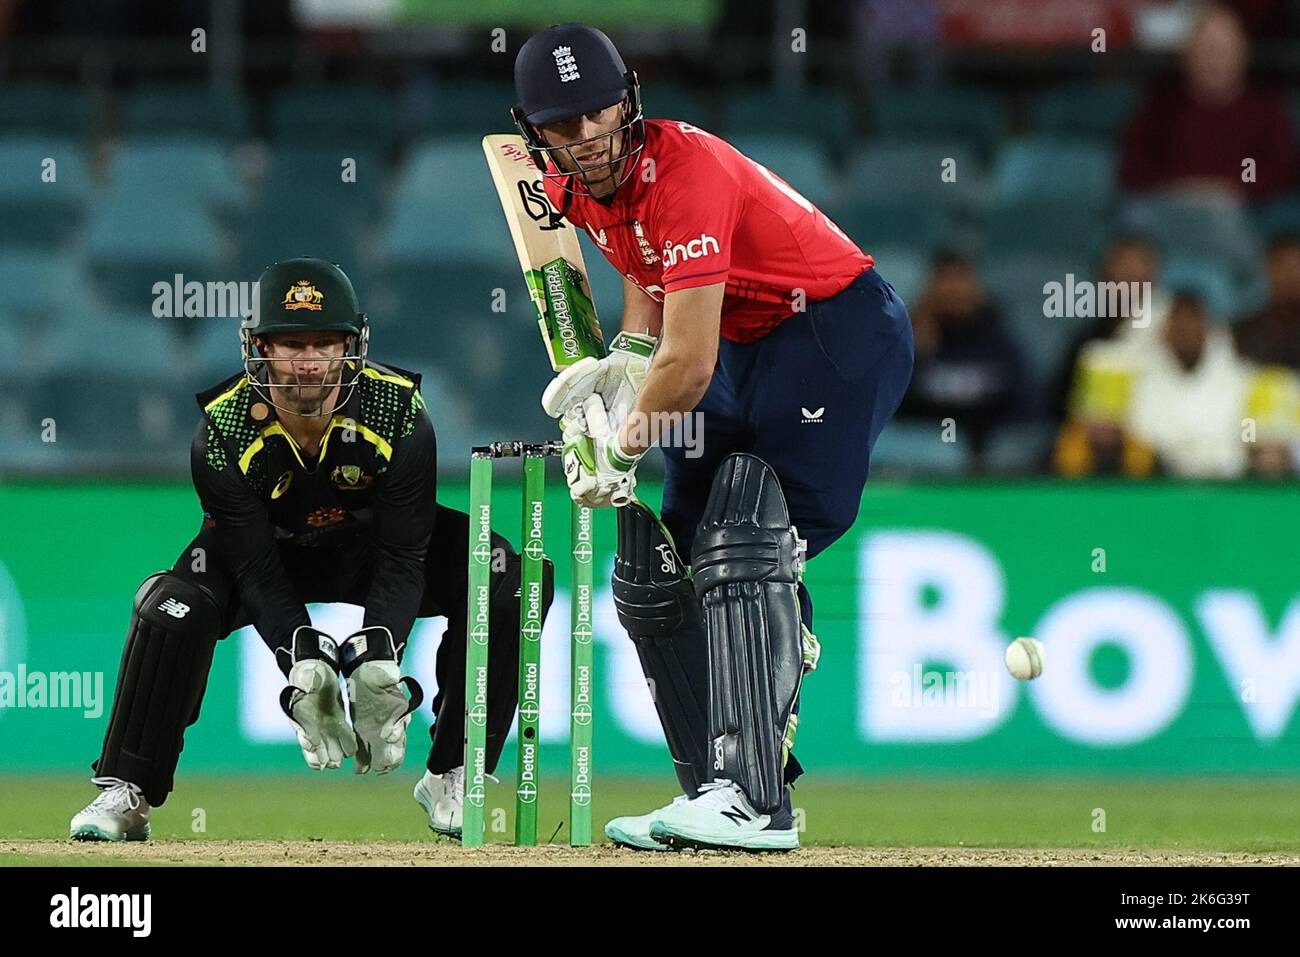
[
  {"xmin": 158, "ymin": 597, "xmax": 190, "ymax": 619},
  {"xmin": 720, "ymin": 804, "xmax": 754, "ymax": 826}
]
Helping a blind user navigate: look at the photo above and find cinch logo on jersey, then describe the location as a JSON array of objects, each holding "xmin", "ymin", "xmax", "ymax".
[
  {"xmin": 661, "ymin": 233, "xmax": 720, "ymax": 268},
  {"xmin": 49, "ymin": 887, "xmax": 151, "ymax": 938}
]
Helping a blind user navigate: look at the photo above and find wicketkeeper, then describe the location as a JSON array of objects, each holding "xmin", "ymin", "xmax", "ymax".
[
  {"xmin": 513, "ymin": 24, "xmax": 914, "ymax": 851},
  {"xmin": 69, "ymin": 258, "xmax": 552, "ymax": 841}
]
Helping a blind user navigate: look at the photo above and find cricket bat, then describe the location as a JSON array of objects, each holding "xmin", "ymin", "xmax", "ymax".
[{"xmin": 481, "ymin": 133, "xmax": 606, "ymax": 370}]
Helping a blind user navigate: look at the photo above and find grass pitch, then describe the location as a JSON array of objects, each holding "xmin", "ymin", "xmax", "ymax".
[{"xmin": 3, "ymin": 774, "xmax": 1299, "ymax": 865}]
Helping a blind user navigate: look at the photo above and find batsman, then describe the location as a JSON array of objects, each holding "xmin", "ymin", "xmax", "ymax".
[
  {"xmin": 69, "ymin": 258, "xmax": 551, "ymax": 841},
  {"xmin": 512, "ymin": 24, "xmax": 914, "ymax": 851}
]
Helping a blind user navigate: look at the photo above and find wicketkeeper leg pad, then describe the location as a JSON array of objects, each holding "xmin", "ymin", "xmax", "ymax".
[
  {"xmin": 94, "ymin": 572, "xmax": 223, "ymax": 807},
  {"xmin": 691, "ymin": 453, "xmax": 813, "ymax": 815},
  {"xmin": 612, "ymin": 500, "xmax": 711, "ymax": 795},
  {"xmin": 427, "ymin": 550, "xmax": 555, "ymax": 775}
]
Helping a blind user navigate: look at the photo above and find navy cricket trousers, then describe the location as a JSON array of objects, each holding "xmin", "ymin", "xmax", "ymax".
[{"xmin": 659, "ymin": 266, "xmax": 915, "ymax": 630}]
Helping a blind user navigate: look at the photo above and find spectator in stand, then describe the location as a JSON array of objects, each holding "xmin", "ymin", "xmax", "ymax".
[
  {"xmin": 1050, "ymin": 234, "xmax": 1171, "ymax": 422},
  {"xmin": 1119, "ymin": 4, "xmax": 1297, "ymax": 202},
  {"xmin": 1053, "ymin": 345, "xmax": 1158, "ymax": 479},
  {"xmin": 898, "ymin": 250, "xmax": 1030, "ymax": 461},
  {"xmin": 1128, "ymin": 291, "xmax": 1252, "ymax": 477},
  {"xmin": 1242, "ymin": 366, "xmax": 1300, "ymax": 478},
  {"xmin": 1232, "ymin": 235, "xmax": 1300, "ymax": 369}
]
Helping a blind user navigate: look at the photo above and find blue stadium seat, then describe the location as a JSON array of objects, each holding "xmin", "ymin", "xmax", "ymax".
[
  {"xmin": 16, "ymin": 313, "xmax": 196, "ymax": 469},
  {"xmin": 724, "ymin": 87, "xmax": 856, "ymax": 152},
  {"xmin": 411, "ymin": 82, "xmax": 517, "ymax": 137},
  {"xmin": 193, "ymin": 318, "xmax": 245, "ymax": 382},
  {"xmin": 645, "ymin": 86, "xmax": 713, "ymax": 128},
  {"xmin": 1119, "ymin": 198, "xmax": 1262, "ymax": 283},
  {"xmin": 872, "ymin": 89, "xmax": 1008, "ymax": 158},
  {"xmin": 383, "ymin": 198, "xmax": 503, "ymax": 269},
  {"xmin": 376, "ymin": 261, "xmax": 552, "ymax": 438},
  {"xmin": 270, "ymin": 85, "xmax": 400, "ymax": 152},
  {"xmin": 0, "ymin": 83, "xmax": 93, "ymax": 137},
  {"xmin": 870, "ymin": 420, "xmax": 972, "ymax": 476},
  {"xmin": 238, "ymin": 146, "xmax": 383, "ymax": 279},
  {"xmin": 107, "ymin": 137, "xmax": 245, "ymax": 217},
  {"xmin": 981, "ymin": 199, "xmax": 1110, "ymax": 260},
  {"xmin": 386, "ymin": 139, "xmax": 503, "ymax": 267},
  {"xmin": 991, "ymin": 137, "xmax": 1116, "ymax": 201},
  {"xmin": 982, "ymin": 421, "xmax": 1056, "ymax": 474},
  {"xmin": 729, "ymin": 133, "xmax": 835, "ymax": 207},
  {"xmin": 1029, "ymin": 83, "xmax": 1140, "ymax": 141},
  {"xmin": 841, "ymin": 140, "xmax": 982, "ymax": 206},
  {"xmin": 0, "ymin": 309, "xmax": 18, "ymax": 376},
  {"xmin": 0, "ymin": 370, "xmax": 58, "ymax": 471},
  {"xmin": 40, "ymin": 312, "xmax": 188, "ymax": 379},
  {"xmin": 25, "ymin": 368, "xmax": 195, "ymax": 469},
  {"xmin": 834, "ymin": 200, "xmax": 951, "ymax": 254},
  {"xmin": 0, "ymin": 246, "xmax": 86, "ymax": 319},
  {"xmin": 121, "ymin": 83, "xmax": 249, "ymax": 140},
  {"xmin": 869, "ymin": 247, "xmax": 927, "ymax": 305},
  {"xmin": 85, "ymin": 197, "xmax": 230, "ymax": 309},
  {"xmin": 983, "ymin": 253, "xmax": 1095, "ymax": 388},
  {"xmin": 0, "ymin": 136, "xmax": 93, "ymax": 245},
  {"xmin": 393, "ymin": 137, "xmax": 496, "ymax": 208}
]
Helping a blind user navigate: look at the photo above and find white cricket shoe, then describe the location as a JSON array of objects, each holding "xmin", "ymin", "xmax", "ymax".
[
  {"xmin": 70, "ymin": 777, "xmax": 152, "ymax": 842},
  {"xmin": 649, "ymin": 779, "xmax": 799, "ymax": 851},
  {"xmin": 414, "ymin": 767, "xmax": 464, "ymax": 838},
  {"xmin": 604, "ymin": 794, "xmax": 692, "ymax": 851}
]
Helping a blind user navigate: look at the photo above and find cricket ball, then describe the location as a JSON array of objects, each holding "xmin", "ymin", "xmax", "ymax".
[{"xmin": 1005, "ymin": 636, "xmax": 1046, "ymax": 681}]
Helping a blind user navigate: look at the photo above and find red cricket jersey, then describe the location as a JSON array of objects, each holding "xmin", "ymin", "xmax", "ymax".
[{"xmin": 544, "ymin": 120, "xmax": 873, "ymax": 344}]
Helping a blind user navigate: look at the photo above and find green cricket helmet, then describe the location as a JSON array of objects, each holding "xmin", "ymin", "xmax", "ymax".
[{"xmin": 240, "ymin": 257, "xmax": 370, "ymax": 418}]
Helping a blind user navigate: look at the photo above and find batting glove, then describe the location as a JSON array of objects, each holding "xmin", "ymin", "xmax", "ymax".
[
  {"xmin": 560, "ymin": 396, "xmax": 638, "ymax": 508},
  {"xmin": 542, "ymin": 331, "xmax": 657, "ymax": 433}
]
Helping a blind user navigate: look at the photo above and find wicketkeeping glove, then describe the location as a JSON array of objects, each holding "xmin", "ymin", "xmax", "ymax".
[
  {"xmin": 339, "ymin": 626, "xmax": 424, "ymax": 775},
  {"xmin": 279, "ymin": 626, "xmax": 357, "ymax": 771}
]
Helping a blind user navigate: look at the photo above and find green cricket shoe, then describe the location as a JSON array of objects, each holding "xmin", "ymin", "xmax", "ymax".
[
  {"xmin": 69, "ymin": 777, "xmax": 152, "ymax": 842},
  {"xmin": 604, "ymin": 794, "xmax": 692, "ymax": 851},
  {"xmin": 414, "ymin": 767, "xmax": 463, "ymax": 838},
  {"xmin": 648, "ymin": 780, "xmax": 799, "ymax": 852}
]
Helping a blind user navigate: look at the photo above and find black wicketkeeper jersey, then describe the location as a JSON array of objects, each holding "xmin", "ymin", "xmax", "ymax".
[{"xmin": 191, "ymin": 361, "xmax": 437, "ymax": 653}]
